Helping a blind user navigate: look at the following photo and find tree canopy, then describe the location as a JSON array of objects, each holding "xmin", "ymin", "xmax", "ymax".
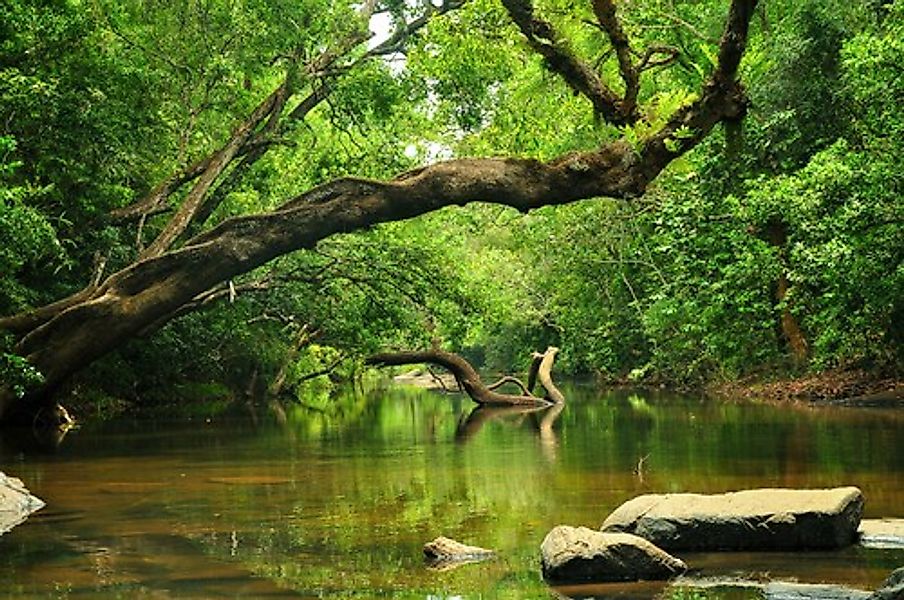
[{"xmin": 1, "ymin": 0, "xmax": 900, "ymax": 420}]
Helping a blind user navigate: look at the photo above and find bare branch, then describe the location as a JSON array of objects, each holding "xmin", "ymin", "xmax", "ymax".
[
  {"xmin": 486, "ymin": 375, "xmax": 535, "ymax": 396},
  {"xmin": 591, "ymin": 0, "xmax": 640, "ymax": 118},
  {"xmin": 501, "ymin": 0, "xmax": 632, "ymax": 125}
]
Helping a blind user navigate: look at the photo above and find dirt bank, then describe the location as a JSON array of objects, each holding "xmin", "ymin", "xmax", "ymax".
[{"xmin": 707, "ymin": 369, "xmax": 902, "ymax": 406}]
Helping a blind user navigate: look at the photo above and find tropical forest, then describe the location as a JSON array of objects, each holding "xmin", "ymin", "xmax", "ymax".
[{"xmin": 0, "ymin": 0, "xmax": 901, "ymax": 598}]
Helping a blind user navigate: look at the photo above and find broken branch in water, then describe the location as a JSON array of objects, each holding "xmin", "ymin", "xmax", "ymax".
[{"xmin": 366, "ymin": 346, "xmax": 564, "ymax": 406}]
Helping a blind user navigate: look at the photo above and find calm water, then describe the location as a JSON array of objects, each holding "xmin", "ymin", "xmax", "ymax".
[{"xmin": 0, "ymin": 384, "xmax": 901, "ymax": 599}]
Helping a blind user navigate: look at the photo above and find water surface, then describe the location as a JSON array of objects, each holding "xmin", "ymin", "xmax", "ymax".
[{"xmin": 0, "ymin": 384, "xmax": 901, "ymax": 598}]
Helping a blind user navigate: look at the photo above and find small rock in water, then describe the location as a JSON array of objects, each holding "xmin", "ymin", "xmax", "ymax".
[
  {"xmin": 540, "ymin": 525, "xmax": 687, "ymax": 583},
  {"xmin": 859, "ymin": 519, "xmax": 904, "ymax": 549},
  {"xmin": 423, "ymin": 536, "xmax": 494, "ymax": 569}
]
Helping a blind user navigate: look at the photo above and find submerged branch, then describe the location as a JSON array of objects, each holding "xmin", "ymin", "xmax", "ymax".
[{"xmin": 367, "ymin": 347, "xmax": 563, "ymax": 407}]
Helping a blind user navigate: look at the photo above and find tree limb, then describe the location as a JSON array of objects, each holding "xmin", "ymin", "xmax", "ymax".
[
  {"xmin": 501, "ymin": 0, "xmax": 632, "ymax": 125},
  {"xmin": 486, "ymin": 375, "xmax": 535, "ymax": 396},
  {"xmin": 591, "ymin": 0, "xmax": 640, "ymax": 119},
  {"xmin": 638, "ymin": 0, "xmax": 756, "ymax": 178},
  {"xmin": 109, "ymin": 2, "xmax": 459, "ymax": 229},
  {"xmin": 139, "ymin": 81, "xmax": 291, "ymax": 259}
]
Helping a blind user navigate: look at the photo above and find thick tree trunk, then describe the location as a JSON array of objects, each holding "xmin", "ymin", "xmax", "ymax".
[{"xmin": 0, "ymin": 0, "xmax": 758, "ymax": 422}]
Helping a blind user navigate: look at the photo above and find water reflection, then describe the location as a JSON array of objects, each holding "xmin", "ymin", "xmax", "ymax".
[{"xmin": 0, "ymin": 383, "xmax": 901, "ymax": 599}]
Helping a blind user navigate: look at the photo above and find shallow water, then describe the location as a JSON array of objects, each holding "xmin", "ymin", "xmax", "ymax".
[{"xmin": 0, "ymin": 384, "xmax": 901, "ymax": 599}]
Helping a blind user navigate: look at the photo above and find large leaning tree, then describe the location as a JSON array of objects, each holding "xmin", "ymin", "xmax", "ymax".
[{"xmin": 0, "ymin": 0, "xmax": 758, "ymax": 423}]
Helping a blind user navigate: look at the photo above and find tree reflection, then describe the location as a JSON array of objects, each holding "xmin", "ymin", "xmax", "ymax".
[{"xmin": 455, "ymin": 402, "xmax": 565, "ymax": 461}]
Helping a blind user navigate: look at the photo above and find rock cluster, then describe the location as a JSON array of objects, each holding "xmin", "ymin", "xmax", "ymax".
[{"xmin": 541, "ymin": 487, "xmax": 866, "ymax": 585}]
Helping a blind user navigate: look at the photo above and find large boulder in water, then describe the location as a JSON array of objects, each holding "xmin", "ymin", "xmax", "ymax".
[
  {"xmin": 0, "ymin": 472, "xmax": 45, "ymax": 536},
  {"xmin": 540, "ymin": 525, "xmax": 687, "ymax": 583},
  {"xmin": 601, "ymin": 487, "xmax": 863, "ymax": 551}
]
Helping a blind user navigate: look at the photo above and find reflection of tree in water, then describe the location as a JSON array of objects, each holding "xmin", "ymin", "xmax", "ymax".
[{"xmin": 455, "ymin": 403, "xmax": 565, "ymax": 462}]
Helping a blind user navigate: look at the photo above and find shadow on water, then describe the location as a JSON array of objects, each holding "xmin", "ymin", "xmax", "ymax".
[{"xmin": 0, "ymin": 382, "xmax": 901, "ymax": 598}]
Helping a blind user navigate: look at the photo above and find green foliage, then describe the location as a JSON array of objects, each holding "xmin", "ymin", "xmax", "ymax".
[
  {"xmin": 453, "ymin": 0, "xmax": 902, "ymax": 382},
  {"xmin": 0, "ymin": 332, "xmax": 43, "ymax": 398},
  {"xmin": 2, "ymin": 0, "xmax": 900, "ymax": 408},
  {"xmin": 0, "ymin": 136, "xmax": 65, "ymax": 313}
]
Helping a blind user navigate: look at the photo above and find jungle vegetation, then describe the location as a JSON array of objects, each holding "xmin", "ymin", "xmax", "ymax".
[{"xmin": 0, "ymin": 0, "xmax": 901, "ymax": 420}]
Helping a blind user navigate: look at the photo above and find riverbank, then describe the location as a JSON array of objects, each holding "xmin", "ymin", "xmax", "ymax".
[{"xmin": 706, "ymin": 368, "xmax": 902, "ymax": 406}]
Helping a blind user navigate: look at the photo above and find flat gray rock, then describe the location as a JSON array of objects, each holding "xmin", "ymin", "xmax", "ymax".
[
  {"xmin": 859, "ymin": 519, "xmax": 904, "ymax": 548},
  {"xmin": 541, "ymin": 525, "xmax": 687, "ymax": 583},
  {"xmin": 0, "ymin": 472, "xmax": 45, "ymax": 536},
  {"xmin": 601, "ymin": 487, "xmax": 863, "ymax": 551},
  {"xmin": 675, "ymin": 577, "xmax": 871, "ymax": 600}
]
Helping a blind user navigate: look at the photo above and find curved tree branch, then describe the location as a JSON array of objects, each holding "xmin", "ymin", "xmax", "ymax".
[
  {"xmin": 366, "ymin": 348, "xmax": 554, "ymax": 407},
  {"xmin": 486, "ymin": 375, "xmax": 534, "ymax": 396}
]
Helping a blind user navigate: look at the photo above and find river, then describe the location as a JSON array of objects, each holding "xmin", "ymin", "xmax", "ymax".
[{"xmin": 1, "ymin": 383, "xmax": 901, "ymax": 598}]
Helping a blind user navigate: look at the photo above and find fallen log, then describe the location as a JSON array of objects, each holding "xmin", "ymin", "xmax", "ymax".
[{"xmin": 366, "ymin": 346, "xmax": 564, "ymax": 407}]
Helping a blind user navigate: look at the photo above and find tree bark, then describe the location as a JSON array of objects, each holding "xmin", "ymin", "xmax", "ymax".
[
  {"xmin": 762, "ymin": 219, "xmax": 808, "ymax": 363},
  {"xmin": 0, "ymin": 0, "xmax": 758, "ymax": 422}
]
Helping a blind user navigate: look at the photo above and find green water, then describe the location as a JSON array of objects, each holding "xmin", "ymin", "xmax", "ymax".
[{"xmin": 0, "ymin": 384, "xmax": 901, "ymax": 599}]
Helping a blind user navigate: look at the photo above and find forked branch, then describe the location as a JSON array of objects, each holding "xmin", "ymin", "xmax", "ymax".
[{"xmin": 501, "ymin": 0, "xmax": 631, "ymax": 124}]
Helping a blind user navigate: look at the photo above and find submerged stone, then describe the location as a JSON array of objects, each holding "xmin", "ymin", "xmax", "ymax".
[
  {"xmin": 868, "ymin": 566, "xmax": 904, "ymax": 600},
  {"xmin": 0, "ymin": 472, "xmax": 45, "ymax": 536},
  {"xmin": 540, "ymin": 525, "xmax": 687, "ymax": 583},
  {"xmin": 673, "ymin": 577, "xmax": 871, "ymax": 600},
  {"xmin": 423, "ymin": 536, "xmax": 494, "ymax": 570},
  {"xmin": 859, "ymin": 519, "xmax": 904, "ymax": 549},
  {"xmin": 601, "ymin": 487, "xmax": 864, "ymax": 551}
]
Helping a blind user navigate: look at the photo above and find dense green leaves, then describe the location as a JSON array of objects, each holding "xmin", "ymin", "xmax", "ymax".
[{"xmin": 1, "ymin": 0, "xmax": 900, "ymax": 406}]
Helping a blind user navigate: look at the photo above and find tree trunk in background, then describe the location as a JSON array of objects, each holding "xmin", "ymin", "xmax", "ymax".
[{"xmin": 764, "ymin": 219, "xmax": 809, "ymax": 364}]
